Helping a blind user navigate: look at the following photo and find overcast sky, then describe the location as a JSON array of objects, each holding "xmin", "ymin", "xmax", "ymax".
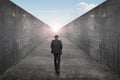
[{"xmin": 10, "ymin": 0, "xmax": 106, "ymax": 29}]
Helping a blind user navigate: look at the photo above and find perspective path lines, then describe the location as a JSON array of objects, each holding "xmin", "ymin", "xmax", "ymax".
[{"xmin": 1, "ymin": 37, "xmax": 120, "ymax": 80}]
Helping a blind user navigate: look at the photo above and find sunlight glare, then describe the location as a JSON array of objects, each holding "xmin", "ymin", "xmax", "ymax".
[
  {"xmin": 49, "ymin": 20, "xmax": 62, "ymax": 33},
  {"xmin": 52, "ymin": 27, "xmax": 60, "ymax": 33}
]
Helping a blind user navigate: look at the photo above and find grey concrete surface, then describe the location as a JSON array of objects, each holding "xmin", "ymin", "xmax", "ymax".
[
  {"xmin": 1, "ymin": 37, "xmax": 120, "ymax": 80},
  {"xmin": 61, "ymin": 0, "xmax": 120, "ymax": 74},
  {"xmin": 0, "ymin": 0, "xmax": 51, "ymax": 74}
]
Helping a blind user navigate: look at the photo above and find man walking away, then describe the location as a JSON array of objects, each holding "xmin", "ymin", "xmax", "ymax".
[{"xmin": 50, "ymin": 35, "xmax": 63, "ymax": 75}]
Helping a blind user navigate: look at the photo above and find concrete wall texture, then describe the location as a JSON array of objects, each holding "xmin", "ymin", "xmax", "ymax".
[
  {"xmin": 62, "ymin": 0, "xmax": 120, "ymax": 74},
  {"xmin": 0, "ymin": 0, "xmax": 51, "ymax": 74}
]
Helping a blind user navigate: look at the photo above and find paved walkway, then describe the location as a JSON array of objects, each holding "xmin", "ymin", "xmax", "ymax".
[{"xmin": 1, "ymin": 37, "xmax": 120, "ymax": 80}]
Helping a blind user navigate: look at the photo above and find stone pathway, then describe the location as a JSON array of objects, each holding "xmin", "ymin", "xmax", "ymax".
[{"xmin": 1, "ymin": 37, "xmax": 120, "ymax": 80}]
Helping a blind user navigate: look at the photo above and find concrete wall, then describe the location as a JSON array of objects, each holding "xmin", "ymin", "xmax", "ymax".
[
  {"xmin": 0, "ymin": 0, "xmax": 51, "ymax": 74},
  {"xmin": 61, "ymin": 0, "xmax": 120, "ymax": 74}
]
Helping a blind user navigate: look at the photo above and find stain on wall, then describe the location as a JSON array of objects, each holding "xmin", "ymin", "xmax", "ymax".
[
  {"xmin": 61, "ymin": 0, "xmax": 120, "ymax": 74},
  {"xmin": 0, "ymin": 0, "xmax": 51, "ymax": 74}
]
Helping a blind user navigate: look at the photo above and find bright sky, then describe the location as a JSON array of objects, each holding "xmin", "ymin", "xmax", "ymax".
[{"xmin": 10, "ymin": 0, "xmax": 105, "ymax": 32}]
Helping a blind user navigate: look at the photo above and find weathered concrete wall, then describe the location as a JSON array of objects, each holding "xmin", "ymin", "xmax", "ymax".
[
  {"xmin": 0, "ymin": 1, "xmax": 51, "ymax": 74},
  {"xmin": 62, "ymin": 0, "xmax": 120, "ymax": 74}
]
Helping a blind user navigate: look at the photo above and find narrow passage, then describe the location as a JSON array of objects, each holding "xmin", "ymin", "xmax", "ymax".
[{"xmin": 2, "ymin": 37, "xmax": 120, "ymax": 80}]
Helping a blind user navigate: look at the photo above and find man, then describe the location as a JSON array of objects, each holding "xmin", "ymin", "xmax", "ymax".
[{"xmin": 50, "ymin": 35, "xmax": 63, "ymax": 74}]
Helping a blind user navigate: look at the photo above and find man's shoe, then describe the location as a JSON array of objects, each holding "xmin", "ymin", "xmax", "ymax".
[{"xmin": 57, "ymin": 69, "xmax": 60, "ymax": 74}]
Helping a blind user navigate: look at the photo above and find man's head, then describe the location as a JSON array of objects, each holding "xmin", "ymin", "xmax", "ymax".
[{"xmin": 54, "ymin": 35, "xmax": 59, "ymax": 40}]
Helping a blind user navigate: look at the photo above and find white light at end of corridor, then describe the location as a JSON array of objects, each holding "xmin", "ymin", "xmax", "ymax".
[{"xmin": 52, "ymin": 27, "xmax": 60, "ymax": 33}]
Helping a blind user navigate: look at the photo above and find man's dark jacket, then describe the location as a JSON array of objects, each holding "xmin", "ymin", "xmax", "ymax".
[{"xmin": 51, "ymin": 39, "xmax": 63, "ymax": 54}]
